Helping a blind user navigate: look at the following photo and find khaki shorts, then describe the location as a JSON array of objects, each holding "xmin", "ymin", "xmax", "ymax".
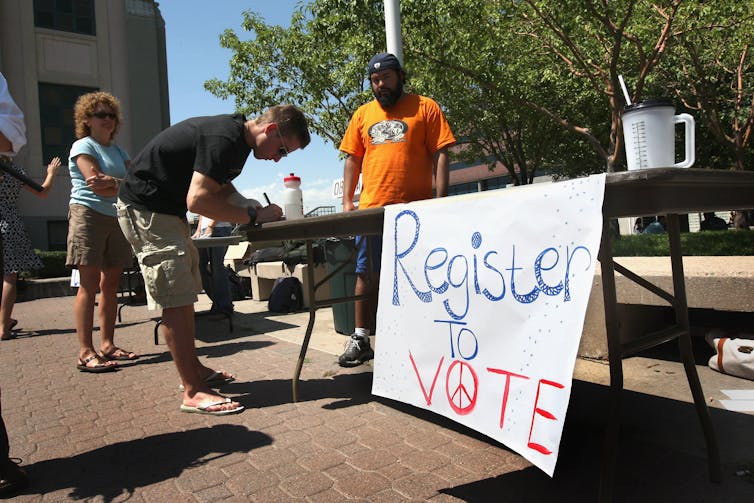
[
  {"xmin": 115, "ymin": 199, "xmax": 201, "ymax": 310},
  {"xmin": 66, "ymin": 203, "xmax": 134, "ymax": 269}
]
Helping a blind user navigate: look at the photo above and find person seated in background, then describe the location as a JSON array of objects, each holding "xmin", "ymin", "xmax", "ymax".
[
  {"xmin": 731, "ymin": 210, "xmax": 751, "ymax": 230},
  {"xmin": 699, "ymin": 212, "xmax": 728, "ymax": 231},
  {"xmin": 192, "ymin": 215, "xmax": 234, "ymax": 318},
  {"xmin": 643, "ymin": 216, "xmax": 666, "ymax": 234},
  {"xmin": 632, "ymin": 217, "xmax": 644, "ymax": 234}
]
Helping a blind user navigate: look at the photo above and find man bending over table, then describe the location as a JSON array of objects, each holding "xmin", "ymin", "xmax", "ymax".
[{"xmin": 117, "ymin": 105, "xmax": 310, "ymax": 415}]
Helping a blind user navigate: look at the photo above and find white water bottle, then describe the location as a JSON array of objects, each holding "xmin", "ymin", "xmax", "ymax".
[{"xmin": 283, "ymin": 173, "xmax": 304, "ymax": 220}]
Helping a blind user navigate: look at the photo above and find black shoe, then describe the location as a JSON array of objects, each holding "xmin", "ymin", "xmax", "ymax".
[
  {"xmin": 0, "ymin": 458, "xmax": 29, "ymax": 497},
  {"xmin": 338, "ymin": 335, "xmax": 374, "ymax": 367}
]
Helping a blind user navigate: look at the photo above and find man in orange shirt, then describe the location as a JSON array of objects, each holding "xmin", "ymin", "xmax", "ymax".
[{"xmin": 338, "ymin": 53, "xmax": 456, "ymax": 367}]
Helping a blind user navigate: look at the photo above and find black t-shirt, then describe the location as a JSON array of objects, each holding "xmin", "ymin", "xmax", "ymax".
[{"xmin": 119, "ymin": 114, "xmax": 251, "ymax": 216}]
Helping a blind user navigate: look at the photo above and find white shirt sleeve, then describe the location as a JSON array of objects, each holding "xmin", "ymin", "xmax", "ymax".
[{"xmin": 0, "ymin": 72, "xmax": 27, "ymax": 156}]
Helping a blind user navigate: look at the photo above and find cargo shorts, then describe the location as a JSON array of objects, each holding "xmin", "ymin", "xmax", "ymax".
[{"xmin": 115, "ymin": 199, "xmax": 201, "ymax": 310}]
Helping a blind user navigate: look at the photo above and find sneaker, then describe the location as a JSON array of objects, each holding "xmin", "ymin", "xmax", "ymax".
[
  {"xmin": 338, "ymin": 335, "xmax": 374, "ymax": 367},
  {"xmin": 0, "ymin": 458, "xmax": 29, "ymax": 497}
]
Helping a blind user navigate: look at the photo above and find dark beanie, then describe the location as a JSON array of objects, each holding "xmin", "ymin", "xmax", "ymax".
[{"xmin": 367, "ymin": 52, "xmax": 403, "ymax": 74}]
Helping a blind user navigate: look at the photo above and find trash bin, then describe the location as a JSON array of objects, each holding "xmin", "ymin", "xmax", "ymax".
[{"xmin": 325, "ymin": 237, "xmax": 356, "ymax": 335}]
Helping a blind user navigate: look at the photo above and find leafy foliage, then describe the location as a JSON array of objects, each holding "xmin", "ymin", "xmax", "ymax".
[
  {"xmin": 612, "ymin": 231, "xmax": 754, "ymax": 257},
  {"xmin": 25, "ymin": 250, "xmax": 68, "ymax": 279},
  {"xmin": 204, "ymin": 0, "xmax": 753, "ymax": 183},
  {"xmin": 660, "ymin": 3, "xmax": 754, "ymax": 169}
]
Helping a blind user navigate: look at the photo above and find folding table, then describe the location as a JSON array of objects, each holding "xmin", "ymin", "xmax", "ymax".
[{"xmin": 246, "ymin": 168, "xmax": 754, "ymax": 501}]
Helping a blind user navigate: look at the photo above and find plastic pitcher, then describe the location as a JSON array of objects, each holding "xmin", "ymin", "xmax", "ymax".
[{"xmin": 622, "ymin": 98, "xmax": 695, "ymax": 170}]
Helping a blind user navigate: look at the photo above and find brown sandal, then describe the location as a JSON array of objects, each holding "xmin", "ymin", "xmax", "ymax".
[
  {"xmin": 1, "ymin": 319, "xmax": 19, "ymax": 340},
  {"xmin": 76, "ymin": 354, "xmax": 117, "ymax": 373},
  {"xmin": 101, "ymin": 347, "xmax": 139, "ymax": 361}
]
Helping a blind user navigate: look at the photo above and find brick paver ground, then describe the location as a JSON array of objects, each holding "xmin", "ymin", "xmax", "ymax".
[{"xmin": 1, "ymin": 294, "xmax": 752, "ymax": 501}]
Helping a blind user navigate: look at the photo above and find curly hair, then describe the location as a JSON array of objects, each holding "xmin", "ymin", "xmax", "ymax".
[{"xmin": 73, "ymin": 91, "xmax": 122, "ymax": 140}]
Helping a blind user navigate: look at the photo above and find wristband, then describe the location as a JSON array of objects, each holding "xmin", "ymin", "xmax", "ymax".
[{"xmin": 247, "ymin": 205, "xmax": 257, "ymax": 225}]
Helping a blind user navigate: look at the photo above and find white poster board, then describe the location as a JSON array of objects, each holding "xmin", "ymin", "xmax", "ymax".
[{"xmin": 372, "ymin": 174, "xmax": 606, "ymax": 476}]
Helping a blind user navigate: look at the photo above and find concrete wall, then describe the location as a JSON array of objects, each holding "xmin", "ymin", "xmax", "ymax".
[{"xmin": 579, "ymin": 256, "xmax": 754, "ymax": 359}]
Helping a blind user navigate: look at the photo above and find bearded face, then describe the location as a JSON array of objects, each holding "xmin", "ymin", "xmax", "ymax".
[{"xmin": 370, "ymin": 69, "xmax": 405, "ymax": 109}]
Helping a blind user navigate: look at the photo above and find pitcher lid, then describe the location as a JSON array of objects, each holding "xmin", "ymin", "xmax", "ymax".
[{"xmin": 624, "ymin": 97, "xmax": 673, "ymax": 112}]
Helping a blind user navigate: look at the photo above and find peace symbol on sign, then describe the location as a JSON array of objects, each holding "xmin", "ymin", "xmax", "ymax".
[{"xmin": 445, "ymin": 359, "xmax": 478, "ymax": 415}]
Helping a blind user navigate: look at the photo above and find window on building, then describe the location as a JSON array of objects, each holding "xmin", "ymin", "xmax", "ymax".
[
  {"xmin": 38, "ymin": 83, "xmax": 97, "ymax": 163},
  {"xmin": 46, "ymin": 220, "xmax": 68, "ymax": 251},
  {"xmin": 484, "ymin": 176, "xmax": 509, "ymax": 191},
  {"xmin": 33, "ymin": 0, "xmax": 96, "ymax": 36},
  {"xmin": 446, "ymin": 181, "xmax": 479, "ymax": 197}
]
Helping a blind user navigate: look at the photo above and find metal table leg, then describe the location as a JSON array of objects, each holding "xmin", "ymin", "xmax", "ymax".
[
  {"xmin": 290, "ymin": 238, "xmax": 370, "ymax": 402},
  {"xmin": 666, "ymin": 214, "xmax": 721, "ymax": 483},
  {"xmin": 597, "ymin": 215, "xmax": 722, "ymax": 500},
  {"xmin": 597, "ymin": 219, "xmax": 623, "ymax": 503},
  {"xmin": 293, "ymin": 240, "xmax": 318, "ymax": 402}
]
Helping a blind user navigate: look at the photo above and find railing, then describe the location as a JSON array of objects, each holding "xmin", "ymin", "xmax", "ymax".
[{"xmin": 305, "ymin": 205, "xmax": 336, "ymax": 217}]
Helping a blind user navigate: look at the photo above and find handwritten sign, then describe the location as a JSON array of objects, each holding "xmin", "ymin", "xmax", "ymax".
[{"xmin": 372, "ymin": 174, "xmax": 606, "ymax": 476}]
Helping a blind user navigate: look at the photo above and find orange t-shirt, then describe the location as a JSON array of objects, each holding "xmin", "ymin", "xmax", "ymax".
[{"xmin": 339, "ymin": 94, "xmax": 456, "ymax": 209}]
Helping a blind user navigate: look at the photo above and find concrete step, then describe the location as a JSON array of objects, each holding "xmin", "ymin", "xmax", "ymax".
[
  {"xmin": 579, "ymin": 256, "xmax": 754, "ymax": 359},
  {"xmin": 17, "ymin": 276, "xmax": 75, "ymax": 302}
]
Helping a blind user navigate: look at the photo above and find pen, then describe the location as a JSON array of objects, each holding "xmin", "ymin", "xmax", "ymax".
[{"xmin": 263, "ymin": 192, "xmax": 271, "ymax": 205}]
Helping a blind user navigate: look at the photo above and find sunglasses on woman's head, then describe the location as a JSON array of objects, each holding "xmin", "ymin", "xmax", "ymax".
[{"xmin": 92, "ymin": 111, "xmax": 117, "ymax": 120}]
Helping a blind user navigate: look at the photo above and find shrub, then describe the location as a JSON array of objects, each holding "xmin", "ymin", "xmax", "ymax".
[
  {"xmin": 612, "ymin": 231, "xmax": 754, "ymax": 257},
  {"xmin": 20, "ymin": 231, "xmax": 753, "ymax": 278},
  {"xmin": 28, "ymin": 250, "xmax": 69, "ymax": 279}
]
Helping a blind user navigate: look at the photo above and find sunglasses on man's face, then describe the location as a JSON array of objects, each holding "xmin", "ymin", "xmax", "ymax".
[
  {"xmin": 92, "ymin": 111, "xmax": 117, "ymax": 120},
  {"xmin": 275, "ymin": 127, "xmax": 290, "ymax": 158}
]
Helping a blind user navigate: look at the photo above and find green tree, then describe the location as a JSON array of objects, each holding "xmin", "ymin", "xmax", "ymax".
[
  {"xmin": 207, "ymin": 0, "xmax": 605, "ymax": 185},
  {"xmin": 205, "ymin": 0, "xmax": 750, "ymax": 183},
  {"xmin": 400, "ymin": 0, "xmax": 603, "ymax": 184},
  {"xmin": 663, "ymin": 3, "xmax": 754, "ymax": 170},
  {"xmin": 507, "ymin": 0, "xmax": 686, "ymax": 172},
  {"xmin": 206, "ymin": 1, "xmax": 386, "ymax": 145}
]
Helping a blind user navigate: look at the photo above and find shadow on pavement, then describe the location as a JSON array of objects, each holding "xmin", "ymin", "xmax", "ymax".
[
  {"xmin": 194, "ymin": 311, "xmax": 300, "ymax": 344},
  {"xmin": 223, "ymin": 370, "xmax": 375, "ymax": 409},
  {"xmin": 19, "ymin": 425, "xmax": 272, "ymax": 501},
  {"xmin": 440, "ymin": 379, "xmax": 754, "ymax": 502}
]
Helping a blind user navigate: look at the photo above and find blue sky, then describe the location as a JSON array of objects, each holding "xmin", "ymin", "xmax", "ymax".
[{"xmin": 158, "ymin": 0, "xmax": 343, "ymax": 213}]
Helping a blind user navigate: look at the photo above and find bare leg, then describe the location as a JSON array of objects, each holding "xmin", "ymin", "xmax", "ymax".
[
  {"xmin": 75, "ymin": 267, "xmax": 101, "ymax": 357},
  {"xmin": 354, "ymin": 271, "xmax": 379, "ymax": 332},
  {"xmin": 98, "ymin": 267, "xmax": 136, "ymax": 357},
  {"xmin": 1, "ymin": 274, "xmax": 16, "ymax": 338},
  {"xmin": 161, "ymin": 304, "xmax": 240, "ymax": 412},
  {"xmin": 354, "ymin": 273, "xmax": 370, "ymax": 330},
  {"xmin": 370, "ymin": 275, "xmax": 379, "ymax": 333},
  {"xmin": 74, "ymin": 266, "xmax": 116, "ymax": 369}
]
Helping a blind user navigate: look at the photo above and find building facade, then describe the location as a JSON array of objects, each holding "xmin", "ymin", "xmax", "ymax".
[{"xmin": 0, "ymin": 0, "xmax": 169, "ymax": 250}]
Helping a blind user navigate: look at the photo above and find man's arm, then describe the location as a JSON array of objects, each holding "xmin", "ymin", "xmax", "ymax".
[
  {"xmin": 191, "ymin": 215, "xmax": 204, "ymax": 239},
  {"xmin": 186, "ymin": 171, "xmax": 281, "ymax": 224},
  {"xmin": 0, "ymin": 132, "xmax": 11, "ymax": 153},
  {"xmin": 433, "ymin": 147, "xmax": 450, "ymax": 198},
  {"xmin": 342, "ymin": 154, "xmax": 363, "ymax": 212}
]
